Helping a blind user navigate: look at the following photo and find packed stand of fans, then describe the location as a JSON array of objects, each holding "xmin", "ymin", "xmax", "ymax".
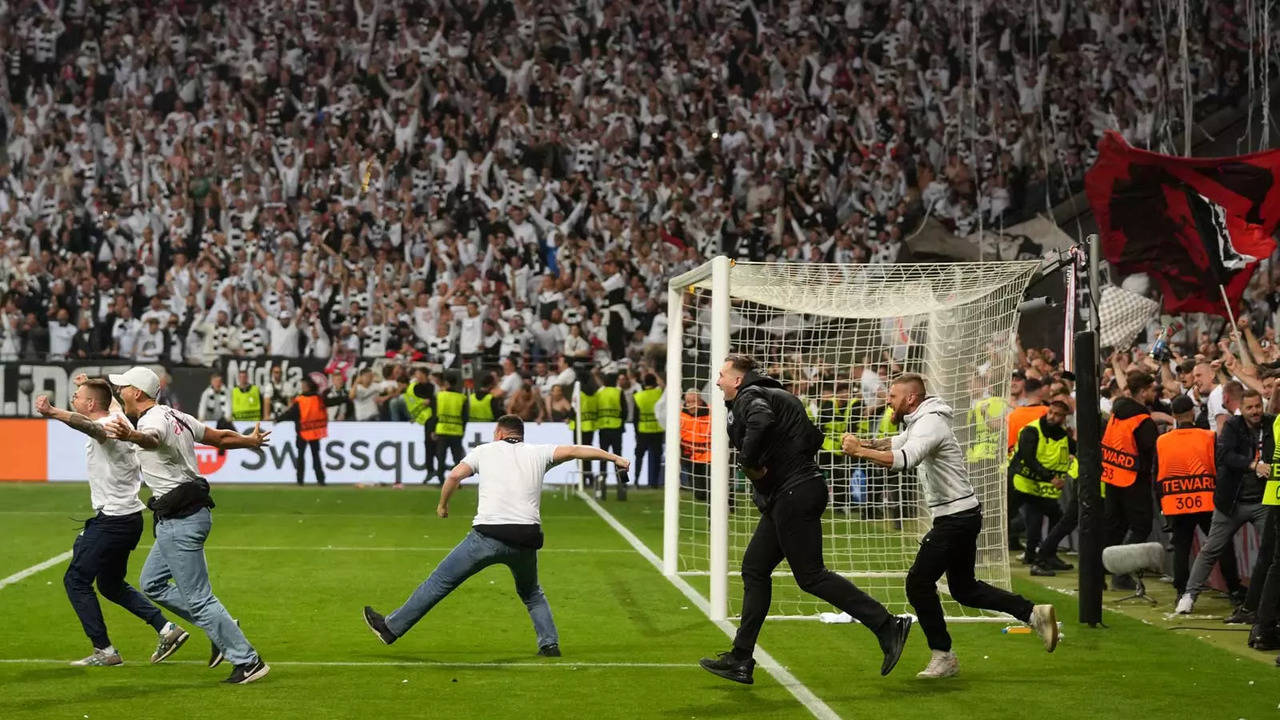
[{"xmin": 0, "ymin": 0, "xmax": 1266, "ymax": 379}]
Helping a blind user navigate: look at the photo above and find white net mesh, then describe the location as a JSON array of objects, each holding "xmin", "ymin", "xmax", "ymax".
[{"xmin": 671, "ymin": 261, "xmax": 1040, "ymax": 620}]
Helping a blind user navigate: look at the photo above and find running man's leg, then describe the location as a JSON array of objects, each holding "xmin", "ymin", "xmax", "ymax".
[
  {"xmin": 504, "ymin": 547, "xmax": 558, "ymax": 650},
  {"xmin": 152, "ymin": 509, "xmax": 257, "ymax": 665},
  {"xmin": 385, "ymin": 530, "xmax": 502, "ymax": 636}
]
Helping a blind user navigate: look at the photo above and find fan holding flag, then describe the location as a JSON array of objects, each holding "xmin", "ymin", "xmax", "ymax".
[{"xmin": 1085, "ymin": 131, "xmax": 1280, "ymax": 321}]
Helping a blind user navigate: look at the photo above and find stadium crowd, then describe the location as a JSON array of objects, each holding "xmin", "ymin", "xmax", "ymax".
[{"xmin": 0, "ymin": 0, "xmax": 1266, "ymax": 376}]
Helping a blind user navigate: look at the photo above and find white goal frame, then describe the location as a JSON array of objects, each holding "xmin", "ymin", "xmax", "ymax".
[{"xmin": 662, "ymin": 256, "xmax": 1040, "ymax": 622}]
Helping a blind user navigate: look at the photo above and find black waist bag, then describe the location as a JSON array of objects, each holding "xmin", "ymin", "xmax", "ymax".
[{"xmin": 148, "ymin": 478, "xmax": 216, "ymax": 524}]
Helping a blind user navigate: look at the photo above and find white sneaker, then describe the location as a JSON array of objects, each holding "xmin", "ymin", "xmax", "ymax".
[
  {"xmin": 1029, "ymin": 604, "xmax": 1059, "ymax": 652},
  {"xmin": 70, "ymin": 649, "xmax": 123, "ymax": 666},
  {"xmin": 916, "ymin": 650, "xmax": 958, "ymax": 678},
  {"xmin": 1175, "ymin": 593, "xmax": 1195, "ymax": 614}
]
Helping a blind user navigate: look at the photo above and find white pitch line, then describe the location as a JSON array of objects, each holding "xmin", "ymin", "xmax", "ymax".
[
  {"xmin": 0, "ymin": 551, "xmax": 73, "ymax": 590},
  {"xmin": 575, "ymin": 491, "xmax": 841, "ymax": 720},
  {"xmin": 133, "ymin": 546, "xmax": 635, "ymax": 554},
  {"xmin": 0, "ymin": 658, "xmax": 693, "ymax": 669}
]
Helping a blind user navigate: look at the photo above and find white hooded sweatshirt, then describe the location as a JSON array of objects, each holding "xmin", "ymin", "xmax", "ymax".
[{"xmin": 890, "ymin": 396, "xmax": 980, "ymax": 518}]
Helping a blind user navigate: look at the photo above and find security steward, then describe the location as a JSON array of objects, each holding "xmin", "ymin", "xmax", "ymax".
[
  {"xmin": 680, "ymin": 389, "xmax": 712, "ymax": 502},
  {"xmin": 1006, "ymin": 389, "xmax": 1048, "ymax": 550},
  {"xmin": 595, "ymin": 373, "xmax": 626, "ymax": 500},
  {"xmin": 1101, "ymin": 371, "xmax": 1159, "ymax": 589},
  {"xmin": 468, "ymin": 381, "xmax": 497, "ymax": 423},
  {"xmin": 231, "ymin": 370, "xmax": 266, "ymax": 422},
  {"xmin": 568, "ymin": 375, "xmax": 599, "ymax": 486},
  {"xmin": 274, "ymin": 377, "xmax": 347, "ymax": 485},
  {"xmin": 697, "ymin": 354, "xmax": 910, "ymax": 685},
  {"xmin": 431, "ymin": 373, "xmax": 469, "ymax": 485},
  {"xmin": 1010, "ymin": 400, "xmax": 1077, "ymax": 575},
  {"xmin": 866, "ymin": 400, "xmax": 900, "ymax": 519},
  {"xmin": 1158, "ymin": 395, "xmax": 1242, "ymax": 599},
  {"xmin": 633, "ymin": 375, "xmax": 664, "ymax": 488},
  {"xmin": 404, "ymin": 367, "xmax": 435, "ymax": 486},
  {"xmin": 1250, "ymin": 394, "xmax": 1280, "ymax": 652},
  {"xmin": 817, "ymin": 384, "xmax": 859, "ymax": 512}
]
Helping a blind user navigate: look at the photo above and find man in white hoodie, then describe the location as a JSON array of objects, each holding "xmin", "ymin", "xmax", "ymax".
[{"xmin": 843, "ymin": 373, "xmax": 1058, "ymax": 679}]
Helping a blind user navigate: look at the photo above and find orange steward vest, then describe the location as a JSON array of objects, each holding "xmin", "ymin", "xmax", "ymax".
[
  {"xmin": 297, "ymin": 395, "xmax": 328, "ymax": 441},
  {"xmin": 1155, "ymin": 428, "xmax": 1216, "ymax": 515},
  {"xmin": 1101, "ymin": 412, "xmax": 1148, "ymax": 487}
]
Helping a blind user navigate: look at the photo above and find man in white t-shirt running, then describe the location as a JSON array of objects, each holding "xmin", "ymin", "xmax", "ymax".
[
  {"xmin": 35, "ymin": 378, "xmax": 189, "ymax": 668},
  {"xmin": 363, "ymin": 414, "xmax": 630, "ymax": 656},
  {"xmin": 104, "ymin": 366, "xmax": 273, "ymax": 685}
]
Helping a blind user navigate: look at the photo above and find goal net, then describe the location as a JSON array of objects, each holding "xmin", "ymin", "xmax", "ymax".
[{"xmin": 661, "ymin": 257, "xmax": 1040, "ymax": 621}]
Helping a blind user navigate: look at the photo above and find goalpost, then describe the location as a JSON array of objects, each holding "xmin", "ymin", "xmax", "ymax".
[{"xmin": 662, "ymin": 256, "xmax": 1041, "ymax": 622}]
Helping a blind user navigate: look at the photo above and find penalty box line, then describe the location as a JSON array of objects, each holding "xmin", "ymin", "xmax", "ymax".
[{"xmin": 575, "ymin": 490, "xmax": 842, "ymax": 720}]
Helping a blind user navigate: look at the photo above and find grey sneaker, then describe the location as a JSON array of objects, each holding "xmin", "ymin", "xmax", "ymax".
[
  {"xmin": 151, "ymin": 622, "xmax": 190, "ymax": 663},
  {"xmin": 71, "ymin": 649, "xmax": 123, "ymax": 666}
]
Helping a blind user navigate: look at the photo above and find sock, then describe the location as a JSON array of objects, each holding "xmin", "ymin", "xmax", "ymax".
[{"xmin": 100, "ymin": 645, "xmax": 116, "ymax": 655}]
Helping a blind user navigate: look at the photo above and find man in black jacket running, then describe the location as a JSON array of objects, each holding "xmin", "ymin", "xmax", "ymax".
[{"xmin": 698, "ymin": 355, "xmax": 911, "ymax": 684}]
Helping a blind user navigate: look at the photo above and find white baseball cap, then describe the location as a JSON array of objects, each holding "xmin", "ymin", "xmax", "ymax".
[{"xmin": 109, "ymin": 367, "xmax": 162, "ymax": 398}]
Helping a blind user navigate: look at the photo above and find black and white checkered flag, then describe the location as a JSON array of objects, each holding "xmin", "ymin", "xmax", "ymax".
[{"xmin": 1099, "ymin": 285, "xmax": 1160, "ymax": 350}]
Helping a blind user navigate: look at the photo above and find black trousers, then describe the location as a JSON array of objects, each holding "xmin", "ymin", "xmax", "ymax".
[
  {"xmin": 598, "ymin": 429, "xmax": 623, "ymax": 483},
  {"xmin": 734, "ymin": 476, "xmax": 891, "ymax": 654},
  {"xmin": 1104, "ymin": 478, "xmax": 1153, "ymax": 547},
  {"xmin": 907, "ymin": 507, "xmax": 1035, "ymax": 651},
  {"xmin": 296, "ymin": 437, "xmax": 325, "ymax": 484},
  {"xmin": 1017, "ymin": 491, "xmax": 1063, "ymax": 558},
  {"xmin": 827, "ymin": 454, "xmax": 851, "ymax": 509},
  {"xmin": 1256, "ymin": 506, "xmax": 1280, "ymax": 625},
  {"xmin": 1246, "ymin": 506, "xmax": 1276, "ymax": 614},
  {"xmin": 635, "ymin": 433, "xmax": 664, "ymax": 487},
  {"xmin": 681, "ymin": 459, "xmax": 709, "ymax": 503},
  {"xmin": 1038, "ymin": 481, "xmax": 1079, "ymax": 558},
  {"xmin": 576, "ymin": 430, "xmax": 597, "ymax": 478},
  {"xmin": 1006, "ymin": 464, "xmax": 1025, "ymax": 542},
  {"xmin": 421, "ymin": 423, "xmax": 437, "ymax": 482},
  {"xmin": 1170, "ymin": 512, "xmax": 1241, "ymax": 597},
  {"xmin": 65, "ymin": 512, "xmax": 165, "ymax": 649},
  {"xmin": 435, "ymin": 434, "xmax": 466, "ymax": 483}
]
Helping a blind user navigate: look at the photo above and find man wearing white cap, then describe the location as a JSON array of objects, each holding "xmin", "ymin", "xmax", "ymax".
[{"xmin": 104, "ymin": 366, "xmax": 273, "ymax": 685}]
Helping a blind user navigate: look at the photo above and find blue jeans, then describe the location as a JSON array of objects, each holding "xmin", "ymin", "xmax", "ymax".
[
  {"xmin": 388, "ymin": 396, "xmax": 408, "ymax": 422},
  {"xmin": 386, "ymin": 530, "xmax": 558, "ymax": 649},
  {"xmin": 140, "ymin": 508, "xmax": 258, "ymax": 666}
]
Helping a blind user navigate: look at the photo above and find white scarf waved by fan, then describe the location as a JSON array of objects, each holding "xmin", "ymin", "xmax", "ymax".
[{"xmin": 1099, "ymin": 285, "xmax": 1160, "ymax": 350}]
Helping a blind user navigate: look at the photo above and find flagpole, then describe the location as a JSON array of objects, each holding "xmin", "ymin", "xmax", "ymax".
[{"xmin": 1219, "ymin": 284, "xmax": 1241, "ymax": 346}]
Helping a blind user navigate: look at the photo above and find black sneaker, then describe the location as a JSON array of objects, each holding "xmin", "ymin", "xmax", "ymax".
[
  {"xmin": 1040, "ymin": 555, "xmax": 1074, "ymax": 571},
  {"xmin": 877, "ymin": 615, "xmax": 912, "ymax": 676},
  {"xmin": 1229, "ymin": 588, "xmax": 1248, "ymax": 607},
  {"xmin": 209, "ymin": 619, "xmax": 240, "ymax": 668},
  {"xmin": 223, "ymin": 658, "xmax": 270, "ymax": 685},
  {"xmin": 363, "ymin": 606, "xmax": 397, "ymax": 645},
  {"xmin": 1252, "ymin": 625, "xmax": 1280, "ymax": 651},
  {"xmin": 699, "ymin": 651, "xmax": 754, "ymax": 684},
  {"xmin": 537, "ymin": 644, "xmax": 561, "ymax": 657},
  {"xmin": 1030, "ymin": 564, "xmax": 1057, "ymax": 577},
  {"xmin": 1225, "ymin": 608, "xmax": 1257, "ymax": 625}
]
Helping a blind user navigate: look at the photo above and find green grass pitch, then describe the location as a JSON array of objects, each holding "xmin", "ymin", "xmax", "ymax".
[{"xmin": 0, "ymin": 483, "xmax": 1274, "ymax": 719}]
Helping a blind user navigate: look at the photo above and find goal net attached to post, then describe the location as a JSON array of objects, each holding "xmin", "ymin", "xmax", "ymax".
[{"xmin": 661, "ymin": 257, "xmax": 1041, "ymax": 622}]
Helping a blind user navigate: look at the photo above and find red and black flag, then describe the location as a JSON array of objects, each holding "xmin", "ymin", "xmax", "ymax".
[{"xmin": 1084, "ymin": 131, "xmax": 1280, "ymax": 315}]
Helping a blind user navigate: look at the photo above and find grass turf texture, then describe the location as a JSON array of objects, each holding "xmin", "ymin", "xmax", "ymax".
[{"xmin": 0, "ymin": 484, "xmax": 1273, "ymax": 719}]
